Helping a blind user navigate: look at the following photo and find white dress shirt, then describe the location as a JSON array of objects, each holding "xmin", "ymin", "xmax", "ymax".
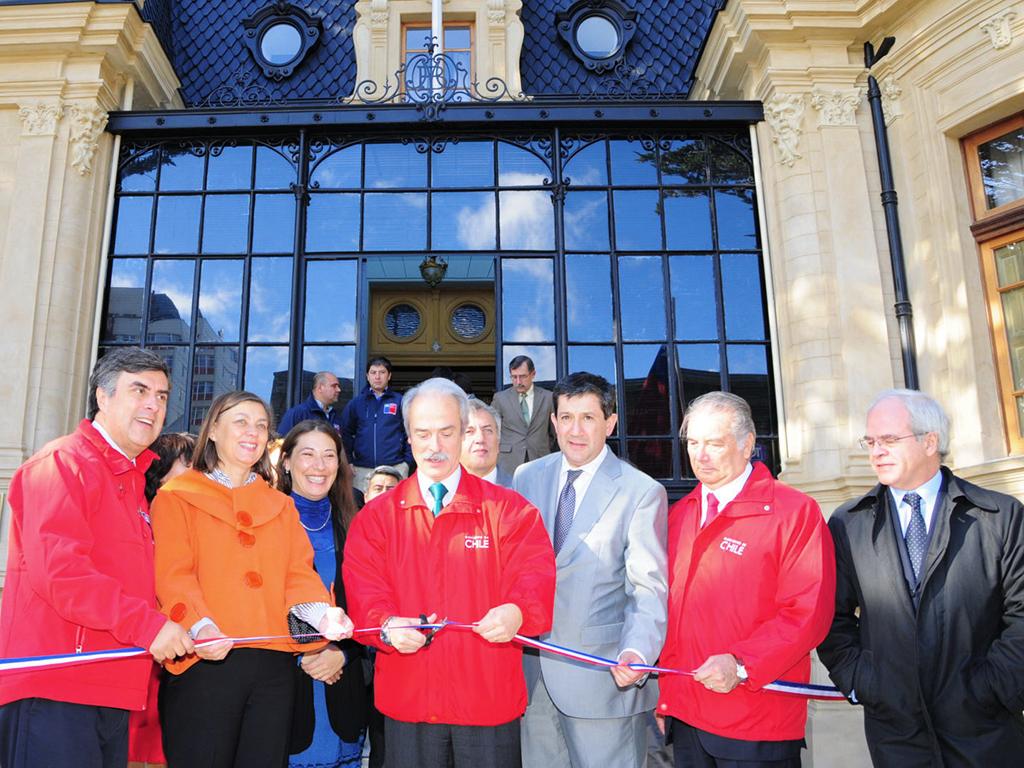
[
  {"xmin": 699, "ymin": 462, "xmax": 753, "ymax": 526},
  {"xmin": 558, "ymin": 445, "xmax": 608, "ymax": 519},
  {"xmin": 91, "ymin": 420, "xmax": 135, "ymax": 464},
  {"xmin": 481, "ymin": 467, "xmax": 499, "ymax": 485},
  {"xmin": 418, "ymin": 466, "xmax": 462, "ymax": 511},
  {"xmin": 888, "ymin": 469, "xmax": 943, "ymax": 535}
]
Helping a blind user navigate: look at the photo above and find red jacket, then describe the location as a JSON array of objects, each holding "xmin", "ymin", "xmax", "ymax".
[
  {"xmin": 0, "ymin": 420, "xmax": 167, "ymax": 709},
  {"xmin": 657, "ymin": 462, "xmax": 836, "ymax": 741},
  {"xmin": 343, "ymin": 469, "xmax": 555, "ymax": 726}
]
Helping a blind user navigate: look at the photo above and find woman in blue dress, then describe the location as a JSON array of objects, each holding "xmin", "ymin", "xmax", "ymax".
[{"xmin": 277, "ymin": 419, "xmax": 368, "ymax": 768}]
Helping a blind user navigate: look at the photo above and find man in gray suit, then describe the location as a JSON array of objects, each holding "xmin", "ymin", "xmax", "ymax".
[
  {"xmin": 514, "ymin": 372, "xmax": 668, "ymax": 768},
  {"xmin": 493, "ymin": 355, "xmax": 556, "ymax": 477},
  {"xmin": 462, "ymin": 397, "xmax": 513, "ymax": 487}
]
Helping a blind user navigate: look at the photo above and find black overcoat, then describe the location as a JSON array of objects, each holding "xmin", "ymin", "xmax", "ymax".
[{"xmin": 818, "ymin": 467, "xmax": 1024, "ymax": 767}]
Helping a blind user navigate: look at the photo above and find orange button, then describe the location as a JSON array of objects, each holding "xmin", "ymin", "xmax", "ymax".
[
  {"xmin": 236, "ymin": 511, "xmax": 253, "ymax": 527},
  {"xmin": 244, "ymin": 571, "xmax": 263, "ymax": 588},
  {"xmin": 169, "ymin": 603, "xmax": 187, "ymax": 622},
  {"xmin": 237, "ymin": 531, "xmax": 256, "ymax": 548}
]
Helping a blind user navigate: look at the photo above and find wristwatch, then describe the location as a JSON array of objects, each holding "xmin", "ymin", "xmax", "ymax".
[{"xmin": 380, "ymin": 616, "xmax": 395, "ymax": 647}]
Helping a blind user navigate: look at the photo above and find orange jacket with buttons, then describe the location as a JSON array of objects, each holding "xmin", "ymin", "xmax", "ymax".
[{"xmin": 151, "ymin": 469, "xmax": 329, "ymax": 674}]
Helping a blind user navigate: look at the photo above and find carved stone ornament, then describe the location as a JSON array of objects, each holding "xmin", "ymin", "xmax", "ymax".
[
  {"xmin": 68, "ymin": 105, "xmax": 109, "ymax": 176},
  {"xmin": 18, "ymin": 101, "xmax": 63, "ymax": 136},
  {"xmin": 980, "ymin": 9, "xmax": 1017, "ymax": 50},
  {"xmin": 880, "ymin": 76, "xmax": 902, "ymax": 125},
  {"xmin": 764, "ymin": 93, "xmax": 805, "ymax": 167},
  {"xmin": 370, "ymin": 0, "xmax": 388, "ymax": 27},
  {"xmin": 488, "ymin": 0, "xmax": 506, "ymax": 25},
  {"xmin": 810, "ymin": 88, "xmax": 862, "ymax": 127}
]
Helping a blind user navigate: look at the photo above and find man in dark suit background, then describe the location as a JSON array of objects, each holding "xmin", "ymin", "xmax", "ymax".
[
  {"xmin": 492, "ymin": 355, "xmax": 555, "ymax": 477},
  {"xmin": 819, "ymin": 389, "xmax": 1024, "ymax": 767}
]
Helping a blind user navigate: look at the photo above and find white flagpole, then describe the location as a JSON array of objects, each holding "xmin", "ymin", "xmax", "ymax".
[{"xmin": 432, "ymin": 0, "xmax": 444, "ymax": 98}]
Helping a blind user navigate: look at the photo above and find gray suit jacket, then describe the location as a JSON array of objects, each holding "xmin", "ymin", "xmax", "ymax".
[
  {"xmin": 513, "ymin": 449, "xmax": 668, "ymax": 719},
  {"xmin": 492, "ymin": 386, "xmax": 555, "ymax": 476}
]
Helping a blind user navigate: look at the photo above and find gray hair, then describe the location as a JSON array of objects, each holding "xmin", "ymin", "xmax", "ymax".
[
  {"xmin": 468, "ymin": 397, "xmax": 502, "ymax": 437},
  {"xmin": 681, "ymin": 391, "xmax": 756, "ymax": 444},
  {"xmin": 88, "ymin": 347, "xmax": 170, "ymax": 420},
  {"xmin": 365, "ymin": 464, "xmax": 403, "ymax": 491},
  {"xmin": 869, "ymin": 388, "xmax": 950, "ymax": 457},
  {"xmin": 403, "ymin": 377, "xmax": 470, "ymax": 433},
  {"xmin": 311, "ymin": 371, "xmax": 336, "ymax": 390}
]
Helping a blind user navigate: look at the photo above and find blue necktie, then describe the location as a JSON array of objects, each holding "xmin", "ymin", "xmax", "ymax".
[
  {"xmin": 553, "ymin": 470, "xmax": 582, "ymax": 554},
  {"xmin": 903, "ymin": 492, "xmax": 927, "ymax": 582},
  {"xmin": 429, "ymin": 482, "xmax": 446, "ymax": 517}
]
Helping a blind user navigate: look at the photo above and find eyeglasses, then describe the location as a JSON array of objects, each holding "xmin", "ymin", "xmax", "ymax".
[{"xmin": 858, "ymin": 433, "xmax": 923, "ymax": 450}]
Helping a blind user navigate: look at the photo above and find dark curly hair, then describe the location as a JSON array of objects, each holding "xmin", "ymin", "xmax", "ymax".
[{"xmin": 144, "ymin": 432, "xmax": 196, "ymax": 502}]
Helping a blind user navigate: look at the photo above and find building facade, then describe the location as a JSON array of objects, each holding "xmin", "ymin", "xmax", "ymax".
[{"xmin": 2, "ymin": 1, "xmax": 1024, "ymax": 765}]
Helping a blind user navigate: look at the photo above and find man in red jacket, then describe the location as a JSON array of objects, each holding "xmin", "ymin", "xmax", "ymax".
[
  {"xmin": 657, "ymin": 391, "xmax": 835, "ymax": 768},
  {"xmin": 0, "ymin": 347, "xmax": 194, "ymax": 768},
  {"xmin": 343, "ymin": 377, "xmax": 555, "ymax": 768}
]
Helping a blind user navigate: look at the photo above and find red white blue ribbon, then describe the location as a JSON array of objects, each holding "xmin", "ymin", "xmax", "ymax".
[{"xmin": 0, "ymin": 621, "xmax": 846, "ymax": 700}]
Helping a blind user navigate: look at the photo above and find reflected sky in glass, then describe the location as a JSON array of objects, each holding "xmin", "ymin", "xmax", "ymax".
[
  {"xmin": 120, "ymin": 149, "xmax": 157, "ymax": 192},
  {"xmin": 722, "ymin": 253, "xmax": 765, "ymax": 340},
  {"xmin": 255, "ymin": 146, "xmax": 295, "ymax": 189},
  {"xmin": 670, "ymin": 255, "xmax": 717, "ymax": 340},
  {"xmin": 503, "ymin": 345, "xmax": 556, "ymax": 384},
  {"xmin": 716, "ymin": 189, "xmax": 757, "ymax": 250},
  {"xmin": 677, "ymin": 343, "xmax": 722, "ymax": 407},
  {"xmin": 568, "ymin": 345, "xmax": 616, "ymax": 385},
  {"xmin": 305, "ymin": 261, "xmax": 357, "ymax": 342},
  {"xmin": 311, "ymin": 145, "xmax": 361, "ymax": 189},
  {"xmin": 665, "ymin": 190, "xmax": 712, "ymax": 250},
  {"xmin": 433, "ymin": 141, "xmax": 493, "ymax": 187},
  {"xmin": 502, "ymin": 259, "xmax": 554, "ymax": 342},
  {"xmin": 432, "ymin": 192, "xmax": 495, "ymax": 250},
  {"xmin": 202, "ymin": 194, "xmax": 250, "ymax": 253},
  {"xmin": 366, "ymin": 143, "xmax": 426, "ymax": 188},
  {"xmin": 104, "ymin": 259, "xmax": 146, "ymax": 342},
  {"xmin": 566, "ymin": 254, "xmax": 613, "ymax": 342},
  {"xmin": 499, "ymin": 191, "xmax": 553, "ymax": 250},
  {"xmin": 207, "ymin": 145, "xmax": 253, "ymax": 190},
  {"xmin": 619, "ymin": 256, "xmax": 666, "ymax": 340},
  {"xmin": 148, "ymin": 260, "xmax": 194, "ymax": 342},
  {"xmin": 497, "ymin": 142, "xmax": 550, "ymax": 187},
  {"xmin": 159, "ymin": 148, "xmax": 204, "ymax": 191},
  {"xmin": 364, "ymin": 193, "xmax": 426, "ymax": 249},
  {"xmin": 252, "ymin": 194, "xmax": 295, "ymax": 253},
  {"xmin": 113, "ymin": 197, "xmax": 152, "ymax": 254},
  {"xmin": 727, "ymin": 344, "xmax": 772, "ymax": 433},
  {"xmin": 248, "ymin": 258, "xmax": 291, "ymax": 342},
  {"xmin": 198, "ymin": 260, "xmax": 243, "ymax": 342},
  {"xmin": 306, "ymin": 193, "xmax": 360, "ymax": 252},
  {"xmin": 154, "ymin": 196, "xmax": 200, "ymax": 254},
  {"xmin": 613, "ymin": 190, "xmax": 661, "ymax": 250},
  {"xmin": 564, "ymin": 141, "xmax": 607, "ymax": 185},
  {"xmin": 610, "ymin": 140, "xmax": 658, "ymax": 186},
  {"xmin": 244, "ymin": 346, "xmax": 289, "ymax": 413},
  {"xmin": 565, "ymin": 191, "xmax": 609, "ymax": 251}
]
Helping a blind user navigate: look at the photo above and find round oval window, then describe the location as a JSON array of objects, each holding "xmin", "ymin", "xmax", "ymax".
[
  {"xmin": 384, "ymin": 303, "xmax": 422, "ymax": 339},
  {"xmin": 260, "ymin": 23, "xmax": 303, "ymax": 66},
  {"xmin": 575, "ymin": 15, "xmax": 620, "ymax": 59},
  {"xmin": 450, "ymin": 304, "xmax": 486, "ymax": 339}
]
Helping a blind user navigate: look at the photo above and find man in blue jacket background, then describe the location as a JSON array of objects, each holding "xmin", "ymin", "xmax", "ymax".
[
  {"xmin": 341, "ymin": 356, "xmax": 413, "ymax": 489},
  {"xmin": 278, "ymin": 371, "xmax": 343, "ymax": 435}
]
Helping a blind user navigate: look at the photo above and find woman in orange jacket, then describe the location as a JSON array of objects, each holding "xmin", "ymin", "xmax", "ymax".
[{"xmin": 151, "ymin": 391, "xmax": 353, "ymax": 768}]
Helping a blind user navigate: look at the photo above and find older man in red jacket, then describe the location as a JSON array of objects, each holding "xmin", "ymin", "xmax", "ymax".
[
  {"xmin": 0, "ymin": 348, "xmax": 193, "ymax": 768},
  {"xmin": 344, "ymin": 377, "xmax": 555, "ymax": 768},
  {"xmin": 657, "ymin": 391, "xmax": 835, "ymax": 768}
]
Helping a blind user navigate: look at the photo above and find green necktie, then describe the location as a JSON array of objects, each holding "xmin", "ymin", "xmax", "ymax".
[
  {"xmin": 520, "ymin": 393, "xmax": 530, "ymax": 423},
  {"xmin": 429, "ymin": 482, "xmax": 446, "ymax": 517}
]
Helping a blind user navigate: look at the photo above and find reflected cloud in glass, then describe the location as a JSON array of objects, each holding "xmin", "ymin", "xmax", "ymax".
[
  {"xmin": 499, "ymin": 189, "xmax": 553, "ymax": 250},
  {"xmin": 198, "ymin": 260, "xmax": 243, "ymax": 342},
  {"xmin": 502, "ymin": 259, "xmax": 554, "ymax": 342}
]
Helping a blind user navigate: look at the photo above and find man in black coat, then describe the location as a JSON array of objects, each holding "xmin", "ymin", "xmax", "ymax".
[{"xmin": 818, "ymin": 389, "xmax": 1024, "ymax": 767}]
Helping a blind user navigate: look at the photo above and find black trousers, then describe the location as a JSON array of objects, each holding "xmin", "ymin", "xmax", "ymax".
[
  {"xmin": 160, "ymin": 648, "xmax": 296, "ymax": 768},
  {"xmin": 385, "ymin": 715, "xmax": 521, "ymax": 768},
  {"xmin": 0, "ymin": 697, "xmax": 128, "ymax": 768},
  {"xmin": 669, "ymin": 718, "xmax": 803, "ymax": 768}
]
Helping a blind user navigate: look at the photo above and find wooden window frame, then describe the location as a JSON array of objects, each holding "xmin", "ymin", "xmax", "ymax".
[
  {"xmin": 979, "ymin": 229, "xmax": 1024, "ymax": 454},
  {"xmin": 400, "ymin": 20, "xmax": 475, "ymax": 98},
  {"xmin": 963, "ymin": 112, "xmax": 1024, "ymax": 223}
]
